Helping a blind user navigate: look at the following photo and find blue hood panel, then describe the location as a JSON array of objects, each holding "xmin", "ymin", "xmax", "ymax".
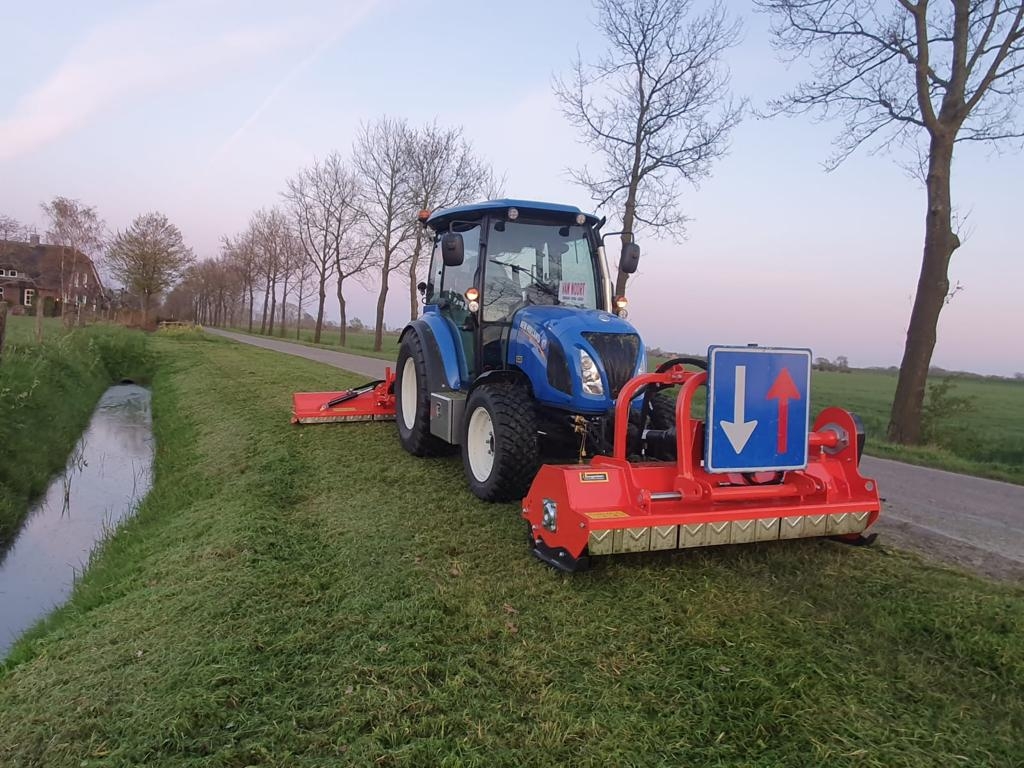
[{"xmin": 508, "ymin": 306, "xmax": 646, "ymax": 413}]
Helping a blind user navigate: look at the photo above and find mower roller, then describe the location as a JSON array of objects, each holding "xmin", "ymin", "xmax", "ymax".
[
  {"xmin": 291, "ymin": 368, "xmax": 396, "ymax": 424},
  {"xmin": 291, "ymin": 199, "xmax": 882, "ymax": 571}
]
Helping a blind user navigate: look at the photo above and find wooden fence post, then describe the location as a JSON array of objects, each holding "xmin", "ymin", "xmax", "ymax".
[
  {"xmin": 35, "ymin": 295, "xmax": 44, "ymax": 343},
  {"xmin": 0, "ymin": 301, "xmax": 8, "ymax": 364}
]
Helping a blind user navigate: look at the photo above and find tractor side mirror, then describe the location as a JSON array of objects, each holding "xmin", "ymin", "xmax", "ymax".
[
  {"xmin": 441, "ymin": 232, "xmax": 465, "ymax": 267},
  {"xmin": 619, "ymin": 242, "xmax": 640, "ymax": 274}
]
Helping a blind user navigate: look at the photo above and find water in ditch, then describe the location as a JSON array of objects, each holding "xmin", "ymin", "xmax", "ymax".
[{"xmin": 0, "ymin": 384, "xmax": 154, "ymax": 658}]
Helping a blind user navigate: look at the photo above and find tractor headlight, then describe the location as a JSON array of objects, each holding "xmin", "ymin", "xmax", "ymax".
[{"xmin": 579, "ymin": 349, "xmax": 604, "ymax": 396}]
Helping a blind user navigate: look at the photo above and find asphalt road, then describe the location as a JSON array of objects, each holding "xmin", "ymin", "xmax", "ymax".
[{"xmin": 209, "ymin": 328, "xmax": 1024, "ymax": 581}]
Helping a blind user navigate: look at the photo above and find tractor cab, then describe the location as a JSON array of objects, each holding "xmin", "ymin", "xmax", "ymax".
[{"xmin": 420, "ymin": 199, "xmax": 631, "ymax": 383}]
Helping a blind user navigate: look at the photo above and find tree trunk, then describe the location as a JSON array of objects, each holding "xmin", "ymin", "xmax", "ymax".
[
  {"xmin": 268, "ymin": 282, "xmax": 277, "ymax": 336},
  {"xmin": 337, "ymin": 273, "xmax": 347, "ymax": 347},
  {"xmin": 35, "ymin": 296, "xmax": 43, "ymax": 343},
  {"xmin": 888, "ymin": 134, "xmax": 959, "ymax": 445},
  {"xmin": 314, "ymin": 274, "xmax": 326, "ymax": 344},
  {"xmin": 279, "ymin": 276, "xmax": 289, "ymax": 337},
  {"xmin": 247, "ymin": 285, "xmax": 255, "ymax": 332},
  {"xmin": 296, "ymin": 280, "xmax": 305, "ymax": 340},
  {"xmin": 374, "ymin": 258, "xmax": 390, "ymax": 352},
  {"xmin": 409, "ymin": 231, "xmax": 424, "ymax": 321},
  {"xmin": 614, "ymin": 181, "xmax": 640, "ymax": 298},
  {"xmin": 260, "ymin": 281, "xmax": 270, "ymax": 334}
]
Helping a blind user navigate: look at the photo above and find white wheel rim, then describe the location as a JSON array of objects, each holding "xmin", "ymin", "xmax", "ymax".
[
  {"xmin": 400, "ymin": 357, "xmax": 417, "ymax": 430},
  {"xmin": 467, "ymin": 406, "xmax": 495, "ymax": 482}
]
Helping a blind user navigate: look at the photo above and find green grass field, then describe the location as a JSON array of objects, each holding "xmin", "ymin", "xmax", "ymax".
[
  {"xmin": 1, "ymin": 314, "xmax": 65, "ymax": 346},
  {"xmin": 1, "ymin": 335, "xmax": 1021, "ymax": 766}
]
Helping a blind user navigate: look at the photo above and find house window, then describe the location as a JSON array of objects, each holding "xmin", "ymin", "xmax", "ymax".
[
  {"xmin": 0, "ymin": 286, "xmax": 4, "ymax": 299},
  {"xmin": 0, "ymin": 269, "xmax": 6, "ymax": 276},
  {"xmin": 24, "ymin": 288, "xmax": 35, "ymax": 307},
  {"xmin": 8, "ymin": 270, "xmax": 16, "ymax": 278}
]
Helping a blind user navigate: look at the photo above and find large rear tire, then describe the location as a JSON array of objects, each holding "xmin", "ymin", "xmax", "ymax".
[
  {"xmin": 462, "ymin": 384, "xmax": 540, "ymax": 502},
  {"xmin": 395, "ymin": 333, "xmax": 447, "ymax": 456}
]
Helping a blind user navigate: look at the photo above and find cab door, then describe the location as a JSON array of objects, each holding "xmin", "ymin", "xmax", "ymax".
[{"xmin": 426, "ymin": 222, "xmax": 482, "ymax": 381}]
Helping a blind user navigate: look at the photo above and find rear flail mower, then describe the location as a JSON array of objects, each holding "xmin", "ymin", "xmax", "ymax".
[{"xmin": 291, "ymin": 199, "xmax": 881, "ymax": 571}]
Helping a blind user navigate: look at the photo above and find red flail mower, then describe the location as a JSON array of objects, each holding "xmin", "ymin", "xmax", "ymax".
[
  {"xmin": 291, "ymin": 369, "xmax": 396, "ymax": 425},
  {"xmin": 521, "ymin": 365, "xmax": 881, "ymax": 571}
]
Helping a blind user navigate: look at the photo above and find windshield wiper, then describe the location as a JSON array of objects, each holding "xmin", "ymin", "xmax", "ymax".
[{"xmin": 489, "ymin": 259, "xmax": 559, "ymax": 298}]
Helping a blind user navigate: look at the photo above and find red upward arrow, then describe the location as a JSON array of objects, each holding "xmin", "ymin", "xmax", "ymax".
[{"xmin": 766, "ymin": 368, "xmax": 801, "ymax": 454}]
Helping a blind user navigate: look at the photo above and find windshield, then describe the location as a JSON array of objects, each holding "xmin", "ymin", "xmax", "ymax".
[{"xmin": 483, "ymin": 220, "xmax": 599, "ymax": 322}]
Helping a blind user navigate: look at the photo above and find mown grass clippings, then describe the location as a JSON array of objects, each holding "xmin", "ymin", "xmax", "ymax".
[{"xmin": 0, "ymin": 335, "xmax": 1020, "ymax": 766}]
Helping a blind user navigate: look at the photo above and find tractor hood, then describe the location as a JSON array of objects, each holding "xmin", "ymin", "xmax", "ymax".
[{"xmin": 508, "ymin": 305, "xmax": 646, "ymax": 413}]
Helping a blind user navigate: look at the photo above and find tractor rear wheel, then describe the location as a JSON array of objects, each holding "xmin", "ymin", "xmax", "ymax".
[
  {"xmin": 462, "ymin": 384, "xmax": 539, "ymax": 502},
  {"xmin": 395, "ymin": 333, "xmax": 447, "ymax": 456}
]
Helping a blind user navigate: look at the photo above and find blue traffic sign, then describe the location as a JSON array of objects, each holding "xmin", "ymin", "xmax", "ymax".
[{"xmin": 704, "ymin": 346, "xmax": 812, "ymax": 473}]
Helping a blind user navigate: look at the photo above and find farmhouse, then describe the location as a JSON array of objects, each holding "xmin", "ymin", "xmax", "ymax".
[{"xmin": 0, "ymin": 235, "xmax": 104, "ymax": 315}]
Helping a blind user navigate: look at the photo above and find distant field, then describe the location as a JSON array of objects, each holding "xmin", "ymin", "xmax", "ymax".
[
  {"xmin": 1, "ymin": 315, "xmax": 65, "ymax": 346},
  {"xmin": 811, "ymin": 369, "xmax": 1023, "ymax": 482}
]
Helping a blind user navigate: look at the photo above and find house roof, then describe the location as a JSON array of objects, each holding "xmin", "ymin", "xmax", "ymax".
[{"xmin": 0, "ymin": 240, "xmax": 101, "ymax": 291}]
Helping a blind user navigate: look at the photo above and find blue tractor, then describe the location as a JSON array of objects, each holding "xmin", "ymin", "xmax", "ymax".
[
  {"xmin": 292, "ymin": 198, "xmax": 882, "ymax": 568},
  {"xmin": 395, "ymin": 199, "xmax": 648, "ymax": 501}
]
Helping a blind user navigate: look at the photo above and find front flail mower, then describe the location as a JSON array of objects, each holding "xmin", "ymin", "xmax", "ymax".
[
  {"xmin": 291, "ymin": 368, "xmax": 396, "ymax": 425},
  {"xmin": 522, "ymin": 366, "xmax": 881, "ymax": 572}
]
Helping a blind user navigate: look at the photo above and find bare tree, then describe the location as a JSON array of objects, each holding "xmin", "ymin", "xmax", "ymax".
[
  {"xmin": 293, "ymin": 258, "xmax": 316, "ymax": 340},
  {"xmin": 759, "ymin": 0, "xmax": 1024, "ymax": 444},
  {"xmin": 284, "ymin": 153, "xmax": 357, "ymax": 343},
  {"xmin": 40, "ymin": 197, "xmax": 106, "ymax": 324},
  {"xmin": 405, "ymin": 123, "xmax": 492, "ymax": 320},
  {"xmin": 555, "ymin": 0, "xmax": 744, "ymax": 296},
  {"xmin": 335, "ymin": 234, "xmax": 376, "ymax": 346},
  {"xmin": 277, "ymin": 229, "xmax": 303, "ymax": 337},
  {"xmin": 223, "ymin": 231, "xmax": 260, "ymax": 331},
  {"xmin": 352, "ymin": 118, "xmax": 419, "ymax": 351},
  {"xmin": 0, "ymin": 214, "xmax": 22, "ymax": 244},
  {"xmin": 250, "ymin": 208, "xmax": 290, "ymax": 335},
  {"xmin": 481, "ymin": 168, "xmax": 508, "ymax": 201},
  {"xmin": 107, "ymin": 212, "xmax": 194, "ymax": 322}
]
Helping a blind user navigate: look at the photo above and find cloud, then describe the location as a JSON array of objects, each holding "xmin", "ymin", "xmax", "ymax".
[{"xmin": 0, "ymin": 0, "xmax": 380, "ymax": 162}]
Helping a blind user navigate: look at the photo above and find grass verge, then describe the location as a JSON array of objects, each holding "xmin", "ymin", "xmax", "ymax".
[
  {"xmin": 0, "ymin": 335, "xmax": 1020, "ymax": 766},
  {"xmin": 0, "ymin": 321, "xmax": 151, "ymax": 545}
]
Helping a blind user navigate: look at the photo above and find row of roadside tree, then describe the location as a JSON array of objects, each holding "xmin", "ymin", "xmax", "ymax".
[{"xmin": 165, "ymin": 118, "xmax": 501, "ymax": 351}]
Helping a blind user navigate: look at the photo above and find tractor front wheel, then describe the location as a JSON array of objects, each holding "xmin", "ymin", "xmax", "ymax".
[
  {"xmin": 395, "ymin": 333, "xmax": 447, "ymax": 456},
  {"xmin": 462, "ymin": 384, "xmax": 539, "ymax": 502}
]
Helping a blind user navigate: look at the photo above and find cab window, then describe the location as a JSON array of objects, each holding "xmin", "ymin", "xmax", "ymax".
[{"xmin": 483, "ymin": 221, "xmax": 597, "ymax": 322}]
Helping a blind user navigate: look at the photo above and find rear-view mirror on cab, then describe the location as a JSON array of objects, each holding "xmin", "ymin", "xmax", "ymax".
[
  {"xmin": 441, "ymin": 232, "xmax": 465, "ymax": 267},
  {"xmin": 619, "ymin": 242, "xmax": 640, "ymax": 274}
]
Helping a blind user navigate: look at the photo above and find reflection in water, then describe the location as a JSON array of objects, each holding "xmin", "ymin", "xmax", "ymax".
[{"xmin": 0, "ymin": 384, "xmax": 154, "ymax": 658}]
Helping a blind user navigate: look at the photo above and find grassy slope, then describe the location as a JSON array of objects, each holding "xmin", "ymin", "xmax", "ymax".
[
  {"xmin": 1, "ymin": 336, "xmax": 1020, "ymax": 767},
  {"xmin": 0, "ymin": 318, "xmax": 150, "ymax": 544}
]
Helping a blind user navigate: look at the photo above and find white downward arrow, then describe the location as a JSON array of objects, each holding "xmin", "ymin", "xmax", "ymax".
[{"xmin": 721, "ymin": 365, "xmax": 757, "ymax": 453}]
